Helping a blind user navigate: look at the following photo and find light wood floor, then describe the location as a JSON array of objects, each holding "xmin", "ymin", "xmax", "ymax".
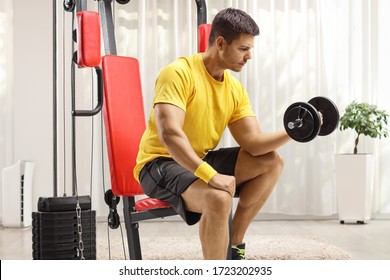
[{"xmin": 1, "ymin": 219, "xmax": 390, "ymax": 260}]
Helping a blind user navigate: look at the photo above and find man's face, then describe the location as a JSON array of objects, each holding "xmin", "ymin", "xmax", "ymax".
[{"xmin": 219, "ymin": 33, "xmax": 255, "ymax": 72}]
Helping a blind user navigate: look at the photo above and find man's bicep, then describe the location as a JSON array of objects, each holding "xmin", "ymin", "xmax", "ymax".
[
  {"xmin": 154, "ymin": 103, "xmax": 185, "ymax": 132},
  {"xmin": 228, "ymin": 116, "xmax": 261, "ymax": 148}
]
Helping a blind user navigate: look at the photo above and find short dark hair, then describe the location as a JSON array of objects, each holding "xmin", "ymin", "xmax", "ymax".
[{"xmin": 208, "ymin": 8, "xmax": 260, "ymax": 45}]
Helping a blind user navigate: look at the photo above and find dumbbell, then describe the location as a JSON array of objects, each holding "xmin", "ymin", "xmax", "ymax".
[{"xmin": 283, "ymin": 96, "xmax": 339, "ymax": 142}]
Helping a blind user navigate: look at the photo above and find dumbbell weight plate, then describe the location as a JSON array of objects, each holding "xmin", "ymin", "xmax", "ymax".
[
  {"xmin": 308, "ymin": 96, "xmax": 339, "ymax": 136},
  {"xmin": 283, "ymin": 102, "xmax": 321, "ymax": 142}
]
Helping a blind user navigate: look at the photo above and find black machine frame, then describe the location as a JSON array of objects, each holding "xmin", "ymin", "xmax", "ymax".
[{"xmin": 55, "ymin": 0, "xmax": 232, "ymax": 260}]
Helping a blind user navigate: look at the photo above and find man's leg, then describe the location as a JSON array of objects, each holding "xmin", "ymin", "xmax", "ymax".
[
  {"xmin": 181, "ymin": 180, "xmax": 232, "ymax": 260},
  {"xmin": 232, "ymin": 149, "xmax": 284, "ymax": 246}
]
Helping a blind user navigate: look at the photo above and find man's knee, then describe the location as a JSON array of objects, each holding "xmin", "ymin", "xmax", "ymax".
[
  {"xmin": 268, "ymin": 151, "xmax": 284, "ymax": 174},
  {"xmin": 235, "ymin": 149, "xmax": 284, "ymax": 184},
  {"xmin": 204, "ymin": 189, "xmax": 232, "ymax": 216},
  {"xmin": 252, "ymin": 150, "xmax": 284, "ymax": 176}
]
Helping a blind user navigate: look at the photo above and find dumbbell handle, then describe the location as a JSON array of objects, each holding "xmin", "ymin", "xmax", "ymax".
[
  {"xmin": 287, "ymin": 106, "xmax": 309, "ymax": 130},
  {"xmin": 288, "ymin": 119, "xmax": 302, "ymax": 129},
  {"xmin": 288, "ymin": 111, "xmax": 324, "ymax": 130}
]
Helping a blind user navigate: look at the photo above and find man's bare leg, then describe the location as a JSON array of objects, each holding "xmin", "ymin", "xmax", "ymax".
[
  {"xmin": 181, "ymin": 180, "xmax": 232, "ymax": 259},
  {"xmin": 232, "ymin": 149, "xmax": 284, "ymax": 245},
  {"xmin": 180, "ymin": 149, "xmax": 283, "ymax": 259}
]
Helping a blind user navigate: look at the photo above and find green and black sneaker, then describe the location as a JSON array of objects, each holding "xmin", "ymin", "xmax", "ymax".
[{"xmin": 231, "ymin": 243, "xmax": 246, "ymax": 260}]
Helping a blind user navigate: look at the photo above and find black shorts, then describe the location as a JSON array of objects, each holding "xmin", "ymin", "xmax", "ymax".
[{"xmin": 139, "ymin": 147, "xmax": 241, "ymax": 225}]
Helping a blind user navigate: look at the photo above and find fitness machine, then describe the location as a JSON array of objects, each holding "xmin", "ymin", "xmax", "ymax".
[
  {"xmin": 33, "ymin": 0, "xmax": 213, "ymax": 261},
  {"xmin": 32, "ymin": 0, "xmax": 102, "ymax": 260},
  {"xmin": 33, "ymin": 0, "xmax": 339, "ymax": 260}
]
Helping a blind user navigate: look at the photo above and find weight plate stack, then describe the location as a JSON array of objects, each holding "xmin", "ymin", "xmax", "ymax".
[{"xmin": 32, "ymin": 196, "xmax": 96, "ymax": 260}]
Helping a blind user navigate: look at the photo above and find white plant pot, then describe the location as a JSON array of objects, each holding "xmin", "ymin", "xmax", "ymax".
[{"xmin": 335, "ymin": 154, "xmax": 374, "ymax": 224}]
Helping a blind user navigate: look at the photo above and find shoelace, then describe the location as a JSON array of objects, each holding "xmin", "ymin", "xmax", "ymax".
[
  {"xmin": 236, "ymin": 248, "xmax": 245, "ymax": 260},
  {"xmin": 232, "ymin": 245, "xmax": 246, "ymax": 260}
]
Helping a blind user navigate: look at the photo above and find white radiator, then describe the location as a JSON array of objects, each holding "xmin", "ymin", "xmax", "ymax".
[{"xmin": 1, "ymin": 160, "xmax": 34, "ymax": 227}]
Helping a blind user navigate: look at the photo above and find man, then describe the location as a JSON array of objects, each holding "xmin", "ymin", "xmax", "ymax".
[{"xmin": 134, "ymin": 8, "xmax": 291, "ymax": 260}]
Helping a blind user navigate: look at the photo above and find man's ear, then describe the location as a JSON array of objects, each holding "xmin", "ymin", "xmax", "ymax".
[{"xmin": 216, "ymin": 36, "xmax": 225, "ymax": 51}]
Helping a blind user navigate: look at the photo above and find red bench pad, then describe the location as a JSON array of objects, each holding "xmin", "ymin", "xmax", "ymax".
[{"xmin": 135, "ymin": 197, "xmax": 172, "ymax": 212}]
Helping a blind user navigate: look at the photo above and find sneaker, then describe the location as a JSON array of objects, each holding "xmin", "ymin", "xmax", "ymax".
[{"xmin": 231, "ymin": 243, "xmax": 246, "ymax": 260}]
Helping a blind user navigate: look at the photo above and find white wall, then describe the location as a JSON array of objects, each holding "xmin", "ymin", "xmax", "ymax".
[{"xmin": 12, "ymin": 0, "xmax": 53, "ymax": 210}]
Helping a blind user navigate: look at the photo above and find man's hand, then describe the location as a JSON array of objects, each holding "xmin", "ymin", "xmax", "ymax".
[{"xmin": 208, "ymin": 173, "xmax": 236, "ymax": 197}]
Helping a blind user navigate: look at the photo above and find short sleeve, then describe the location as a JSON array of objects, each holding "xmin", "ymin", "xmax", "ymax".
[
  {"xmin": 154, "ymin": 59, "xmax": 193, "ymax": 111},
  {"xmin": 229, "ymin": 83, "xmax": 256, "ymax": 124}
]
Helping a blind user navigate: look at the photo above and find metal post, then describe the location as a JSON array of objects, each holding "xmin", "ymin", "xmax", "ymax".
[
  {"xmin": 98, "ymin": 0, "xmax": 117, "ymax": 55},
  {"xmin": 195, "ymin": 0, "xmax": 207, "ymax": 26},
  {"xmin": 53, "ymin": 0, "xmax": 58, "ymax": 197},
  {"xmin": 76, "ymin": 0, "xmax": 88, "ymax": 12},
  {"xmin": 71, "ymin": 0, "xmax": 88, "ymax": 195}
]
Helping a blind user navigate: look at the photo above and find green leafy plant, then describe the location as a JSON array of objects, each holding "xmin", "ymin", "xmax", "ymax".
[{"xmin": 339, "ymin": 101, "xmax": 389, "ymax": 154}]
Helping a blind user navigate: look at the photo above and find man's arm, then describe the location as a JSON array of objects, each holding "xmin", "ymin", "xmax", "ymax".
[
  {"xmin": 154, "ymin": 103, "xmax": 203, "ymax": 172},
  {"xmin": 228, "ymin": 116, "xmax": 291, "ymax": 156},
  {"xmin": 155, "ymin": 103, "xmax": 236, "ymax": 196}
]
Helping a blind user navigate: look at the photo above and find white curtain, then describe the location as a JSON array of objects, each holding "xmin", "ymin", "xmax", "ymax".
[
  {"xmin": 320, "ymin": 0, "xmax": 390, "ymax": 215},
  {"xmin": 111, "ymin": 0, "xmax": 390, "ymax": 216},
  {"xmin": 0, "ymin": 0, "xmax": 14, "ymax": 220},
  {"xmin": 1, "ymin": 0, "xmax": 389, "ymax": 219}
]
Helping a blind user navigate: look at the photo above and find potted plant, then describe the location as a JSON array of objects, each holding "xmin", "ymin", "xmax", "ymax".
[
  {"xmin": 335, "ymin": 101, "xmax": 389, "ymax": 224},
  {"xmin": 339, "ymin": 101, "xmax": 389, "ymax": 154}
]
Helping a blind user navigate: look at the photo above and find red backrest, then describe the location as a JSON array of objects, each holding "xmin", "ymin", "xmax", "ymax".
[
  {"xmin": 76, "ymin": 11, "xmax": 101, "ymax": 68},
  {"xmin": 102, "ymin": 55, "xmax": 146, "ymax": 196},
  {"xmin": 198, "ymin": 23, "xmax": 211, "ymax": 52}
]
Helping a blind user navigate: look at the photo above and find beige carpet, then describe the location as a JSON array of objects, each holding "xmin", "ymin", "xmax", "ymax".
[{"xmin": 97, "ymin": 235, "xmax": 351, "ymax": 260}]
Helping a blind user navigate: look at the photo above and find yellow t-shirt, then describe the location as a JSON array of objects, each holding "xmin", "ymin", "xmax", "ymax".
[{"xmin": 134, "ymin": 53, "xmax": 255, "ymax": 181}]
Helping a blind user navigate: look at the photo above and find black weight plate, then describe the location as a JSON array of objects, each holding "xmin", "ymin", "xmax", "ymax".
[
  {"xmin": 37, "ymin": 195, "xmax": 91, "ymax": 212},
  {"xmin": 32, "ymin": 231, "xmax": 96, "ymax": 244},
  {"xmin": 32, "ymin": 225, "xmax": 96, "ymax": 237},
  {"xmin": 284, "ymin": 102, "xmax": 321, "ymax": 142},
  {"xmin": 32, "ymin": 210, "xmax": 95, "ymax": 221},
  {"xmin": 32, "ymin": 212, "xmax": 95, "ymax": 229},
  {"xmin": 308, "ymin": 96, "xmax": 339, "ymax": 136},
  {"xmin": 32, "ymin": 240, "xmax": 95, "ymax": 252},
  {"xmin": 33, "ymin": 247, "xmax": 96, "ymax": 260}
]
